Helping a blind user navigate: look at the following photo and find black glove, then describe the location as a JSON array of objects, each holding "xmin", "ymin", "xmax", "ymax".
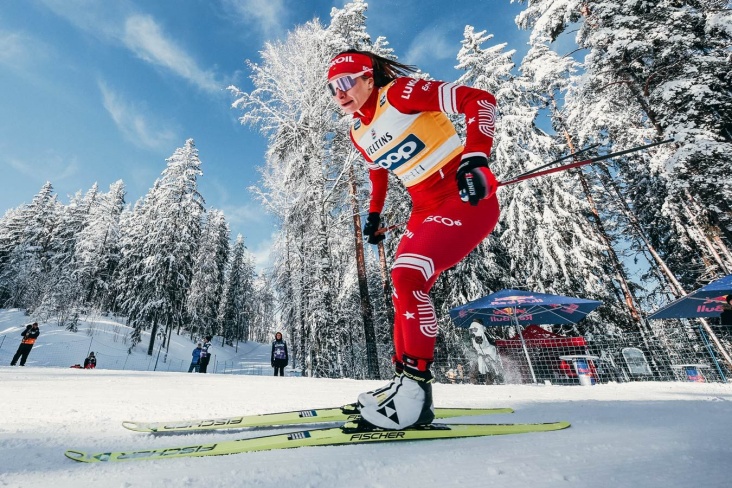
[
  {"xmin": 363, "ymin": 212, "xmax": 385, "ymax": 245},
  {"xmin": 456, "ymin": 155, "xmax": 498, "ymax": 206}
]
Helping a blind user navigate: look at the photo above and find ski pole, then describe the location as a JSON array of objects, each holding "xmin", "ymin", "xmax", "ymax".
[
  {"xmin": 508, "ymin": 143, "xmax": 601, "ymax": 180},
  {"xmin": 498, "ymin": 139, "xmax": 674, "ymax": 187},
  {"xmin": 373, "ymin": 139, "xmax": 674, "ymax": 236}
]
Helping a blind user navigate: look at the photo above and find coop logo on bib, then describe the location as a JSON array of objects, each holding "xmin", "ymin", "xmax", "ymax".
[{"xmin": 375, "ymin": 134, "xmax": 425, "ymax": 170}]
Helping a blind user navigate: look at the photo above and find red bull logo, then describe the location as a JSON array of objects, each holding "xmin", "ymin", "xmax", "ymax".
[
  {"xmin": 550, "ymin": 303, "xmax": 579, "ymax": 313},
  {"xmin": 696, "ymin": 296, "xmax": 726, "ymax": 313},
  {"xmin": 490, "ymin": 295, "xmax": 543, "ymax": 306}
]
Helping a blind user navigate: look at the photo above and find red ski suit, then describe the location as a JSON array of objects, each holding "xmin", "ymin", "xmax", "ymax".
[{"xmin": 350, "ymin": 77, "xmax": 500, "ymax": 368}]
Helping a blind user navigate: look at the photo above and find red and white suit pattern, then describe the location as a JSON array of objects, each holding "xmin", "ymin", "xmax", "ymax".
[{"xmin": 350, "ymin": 77, "xmax": 500, "ymax": 369}]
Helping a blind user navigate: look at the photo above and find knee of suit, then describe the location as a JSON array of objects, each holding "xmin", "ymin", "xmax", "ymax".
[{"xmin": 391, "ymin": 265, "xmax": 429, "ymax": 297}]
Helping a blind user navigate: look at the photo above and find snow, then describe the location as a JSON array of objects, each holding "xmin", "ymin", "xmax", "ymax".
[{"xmin": 2, "ymin": 310, "xmax": 732, "ymax": 487}]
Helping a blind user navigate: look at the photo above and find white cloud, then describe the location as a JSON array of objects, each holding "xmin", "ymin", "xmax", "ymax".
[
  {"xmin": 248, "ymin": 233, "xmax": 275, "ymax": 271},
  {"xmin": 220, "ymin": 201, "xmax": 270, "ymax": 226},
  {"xmin": 221, "ymin": 0, "xmax": 287, "ymax": 37},
  {"xmin": 98, "ymin": 80, "xmax": 178, "ymax": 150},
  {"xmin": 404, "ymin": 25, "xmax": 458, "ymax": 67},
  {"xmin": 123, "ymin": 15, "xmax": 220, "ymax": 93},
  {"xmin": 0, "ymin": 29, "xmax": 49, "ymax": 66},
  {"xmin": 38, "ymin": 1, "xmax": 220, "ymax": 92},
  {"xmin": 7, "ymin": 152, "xmax": 80, "ymax": 182}
]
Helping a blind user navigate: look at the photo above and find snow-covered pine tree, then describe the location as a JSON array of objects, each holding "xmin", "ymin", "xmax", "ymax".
[
  {"xmin": 517, "ymin": 0, "xmax": 732, "ymax": 292},
  {"xmin": 0, "ymin": 182, "xmax": 60, "ymax": 311},
  {"xmin": 36, "ymin": 187, "xmax": 95, "ymax": 328},
  {"xmin": 188, "ymin": 209, "xmax": 230, "ymax": 339},
  {"xmin": 218, "ymin": 234, "xmax": 255, "ymax": 345},
  {"xmin": 116, "ymin": 139, "xmax": 204, "ymax": 355},
  {"xmin": 231, "ymin": 20, "xmax": 354, "ymax": 377},
  {"xmin": 454, "ymin": 25, "xmax": 615, "ymax": 333},
  {"xmin": 74, "ymin": 180, "xmax": 126, "ymax": 312}
]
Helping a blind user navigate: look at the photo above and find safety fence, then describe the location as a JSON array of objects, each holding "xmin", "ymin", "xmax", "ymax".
[
  {"xmin": 326, "ymin": 328, "xmax": 732, "ymax": 384},
  {"xmin": 3, "ymin": 327, "xmax": 730, "ymax": 383}
]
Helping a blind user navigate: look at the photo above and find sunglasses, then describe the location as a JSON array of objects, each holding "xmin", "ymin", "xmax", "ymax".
[{"xmin": 326, "ymin": 70, "xmax": 371, "ymax": 96}]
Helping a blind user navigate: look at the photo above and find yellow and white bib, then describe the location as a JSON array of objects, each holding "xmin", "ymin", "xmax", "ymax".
[{"xmin": 351, "ymin": 82, "xmax": 463, "ymax": 187}]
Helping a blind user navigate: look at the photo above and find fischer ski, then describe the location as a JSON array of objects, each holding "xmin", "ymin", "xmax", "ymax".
[
  {"xmin": 121, "ymin": 404, "xmax": 514, "ymax": 433},
  {"xmin": 66, "ymin": 420, "xmax": 570, "ymax": 463}
]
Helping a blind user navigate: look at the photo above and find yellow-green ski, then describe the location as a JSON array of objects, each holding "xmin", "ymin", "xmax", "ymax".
[
  {"xmin": 66, "ymin": 421, "xmax": 570, "ymax": 463},
  {"xmin": 121, "ymin": 404, "xmax": 515, "ymax": 433}
]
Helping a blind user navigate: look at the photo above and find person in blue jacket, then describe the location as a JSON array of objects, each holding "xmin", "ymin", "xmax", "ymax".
[
  {"xmin": 188, "ymin": 343, "xmax": 202, "ymax": 373},
  {"xmin": 271, "ymin": 332, "xmax": 288, "ymax": 376}
]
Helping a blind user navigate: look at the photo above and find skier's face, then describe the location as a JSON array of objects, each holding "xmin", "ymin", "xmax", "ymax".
[{"xmin": 331, "ymin": 74, "xmax": 373, "ymax": 115}]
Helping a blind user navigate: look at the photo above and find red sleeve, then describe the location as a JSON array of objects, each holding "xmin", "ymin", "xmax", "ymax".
[
  {"xmin": 350, "ymin": 130, "xmax": 389, "ymax": 214},
  {"xmin": 368, "ymin": 168, "xmax": 388, "ymax": 214},
  {"xmin": 386, "ymin": 77, "xmax": 496, "ymax": 160}
]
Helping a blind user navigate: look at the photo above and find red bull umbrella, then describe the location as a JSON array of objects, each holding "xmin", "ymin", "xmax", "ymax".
[
  {"xmin": 647, "ymin": 274, "xmax": 732, "ymax": 319},
  {"xmin": 449, "ymin": 289, "xmax": 602, "ymax": 329}
]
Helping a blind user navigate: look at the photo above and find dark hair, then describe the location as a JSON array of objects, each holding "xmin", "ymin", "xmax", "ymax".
[
  {"xmin": 339, "ymin": 49, "xmax": 418, "ymax": 88},
  {"xmin": 205, "ymin": 336, "xmax": 212, "ymax": 341},
  {"xmin": 727, "ymin": 295, "xmax": 732, "ymax": 304}
]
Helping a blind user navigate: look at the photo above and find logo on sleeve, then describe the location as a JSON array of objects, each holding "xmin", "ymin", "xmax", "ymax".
[
  {"xmin": 375, "ymin": 134, "xmax": 425, "ymax": 170},
  {"xmin": 401, "ymin": 79, "xmax": 419, "ymax": 99}
]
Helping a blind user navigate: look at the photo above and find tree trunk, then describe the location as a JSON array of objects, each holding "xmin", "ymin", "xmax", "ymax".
[
  {"xmin": 147, "ymin": 314, "xmax": 158, "ymax": 356},
  {"xmin": 348, "ymin": 165, "xmax": 380, "ymax": 379}
]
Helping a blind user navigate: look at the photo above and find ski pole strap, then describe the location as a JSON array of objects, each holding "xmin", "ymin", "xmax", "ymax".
[{"xmin": 498, "ymin": 139, "xmax": 674, "ymax": 187}]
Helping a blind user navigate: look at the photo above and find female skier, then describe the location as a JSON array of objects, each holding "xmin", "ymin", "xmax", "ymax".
[{"xmin": 327, "ymin": 50, "xmax": 500, "ymax": 429}]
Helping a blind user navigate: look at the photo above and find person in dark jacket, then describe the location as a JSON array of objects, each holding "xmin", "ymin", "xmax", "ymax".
[
  {"xmin": 721, "ymin": 295, "xmax": 732, "ymax": 326},
  {"xmin": 83, "ymin": 352, "xmax": 97, "ymax": 369},
  {"xmin": 10, "ymin": 322, "xmax": 40, "ymax": 366},
  {"xmin": 199, "ymin": 336, "xmax": 212, "ymax": 373},
  {"xmin": 188, "ymin": 343, "xmax": 202, "ymax": 372},
  {"xmin": 271, "ymin": 332, "xmax": 288, "ymax": 377}
]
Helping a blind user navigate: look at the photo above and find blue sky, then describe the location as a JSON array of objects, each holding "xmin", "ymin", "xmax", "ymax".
[{"xmin": 0, "ymin": 0, "xmax": 533, "ymax": 267}]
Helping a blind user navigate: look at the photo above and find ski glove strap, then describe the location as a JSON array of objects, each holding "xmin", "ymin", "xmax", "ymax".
[
  {"xmin": 363, "ymin": 212, "xmax": 385, "ymax": 245},
  {"xmin": 456, "ymin": 155, "xmax": 497, "ymax": 206}
]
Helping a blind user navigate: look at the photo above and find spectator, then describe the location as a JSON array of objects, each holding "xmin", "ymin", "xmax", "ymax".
[
  {"xmin": 10, "ymin": 322, "xmax": 40, "ymax": 366},
  {"xmin": 721, "ymin": 295, "xmax": 732, "ymax": 326},
  {"xmin": 84, "ymin": 352, "xmax": 97, "ymax": 369},
  {"xmin": 271, "ymin": 332, "xmax": 288, "ymax": 377},
  {"xmin": 188, "ymin": 343, "xmax": 202, "ymax": 373},
  {"xmin": 199, "ymin": 336, "xmax": 212, "ymax": 373}
]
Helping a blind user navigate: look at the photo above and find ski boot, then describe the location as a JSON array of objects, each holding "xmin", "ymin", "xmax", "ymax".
[
  {"xmin": 359, "ymin": 358, "xmax": 434, "ymax": 430},
  {"xmin": 356, "ymin": 359, "xmax": 404, "ymax": 409}
]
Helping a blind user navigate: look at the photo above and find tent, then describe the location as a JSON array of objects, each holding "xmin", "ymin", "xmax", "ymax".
[
  {"xmin": 495, "ymin": 324, "xmax": 587, "ymax": 349},
  {"xmin": 450, "ymin": 289, "xmax": 602, "ymax": 383},
  {"xmin": 494, "ymin": 325, "xmax": 593, "ymax": 383}
]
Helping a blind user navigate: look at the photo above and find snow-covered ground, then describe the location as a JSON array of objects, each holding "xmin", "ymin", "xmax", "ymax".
[
  {"xmin": 0, "ymin": 309, "xmax": 284, "ymax": 376},
  {"xmin": 1, "ymin": 309, "xmax": 732, "ymax": 487}
]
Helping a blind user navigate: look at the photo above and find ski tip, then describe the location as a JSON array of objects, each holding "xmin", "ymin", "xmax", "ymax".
[
  {"xmin": 122, "ymin": 421, "xmax": 156, "ymax": 433},
  {"xmin": 64, "ymin": 450, "xmax": 91, "ymax": 463}
]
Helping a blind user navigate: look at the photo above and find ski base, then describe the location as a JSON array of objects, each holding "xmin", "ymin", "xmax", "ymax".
[
  {"xmin": 121, "ymin": 404, "xmax": 515, "ymax": 433},
  {"xmin": 65, "ymin": 420, "xmax": 570, "ymax": 463}
]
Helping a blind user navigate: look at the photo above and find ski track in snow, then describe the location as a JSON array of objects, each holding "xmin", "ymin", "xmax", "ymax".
[
  {"xmin": 1, "ymin": 369, "xmax": 731, "ymax": 488},
  {"xmin": 1, "ymin": 309, "xmax": 731, "ymax": 487}
]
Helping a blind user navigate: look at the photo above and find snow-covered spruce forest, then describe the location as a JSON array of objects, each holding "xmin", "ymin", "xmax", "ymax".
[{"xmin": 1, "ymin": 1, "xmax": 730, "ymax": 379}]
